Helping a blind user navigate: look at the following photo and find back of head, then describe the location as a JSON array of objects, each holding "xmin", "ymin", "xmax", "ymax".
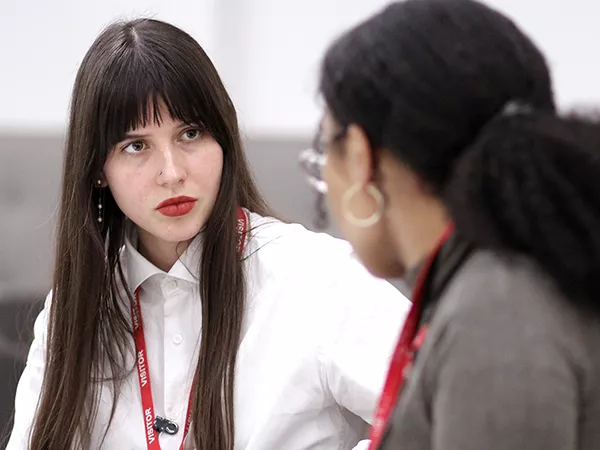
[{"xmin": 320, "ymin": 0, "xmax": 600, "ymax": 310}]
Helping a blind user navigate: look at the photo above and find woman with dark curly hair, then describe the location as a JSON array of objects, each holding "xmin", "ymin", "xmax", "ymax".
[{"xmin": 299, "ymin": 0, "xmax": 600, "ymax": 448}]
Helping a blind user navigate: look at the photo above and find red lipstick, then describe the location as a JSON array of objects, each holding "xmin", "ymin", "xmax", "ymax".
[{"xmin": 156, "ymin": 196, "xmax": 197, "ymax": 217}]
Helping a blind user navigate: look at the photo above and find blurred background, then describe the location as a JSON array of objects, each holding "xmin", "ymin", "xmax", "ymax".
[{"xmin": 0, "ymin": 0, "xmax": 599, "ymax": 445}]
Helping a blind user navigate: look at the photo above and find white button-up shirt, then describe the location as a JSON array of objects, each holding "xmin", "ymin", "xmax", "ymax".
[{"xmin": 8, "ymin": 212, "xmax": 409, "ymax": 450}]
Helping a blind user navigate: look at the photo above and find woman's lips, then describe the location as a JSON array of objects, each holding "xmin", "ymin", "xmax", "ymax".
[{"xmin": 156, "ymin": 196, "xmax": 197, "ymax": 217}]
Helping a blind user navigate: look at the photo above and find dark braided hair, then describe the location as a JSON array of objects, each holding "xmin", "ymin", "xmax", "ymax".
[{"xmin": 319, "ymin": 0, "xmax": 600, "ymax": 311}]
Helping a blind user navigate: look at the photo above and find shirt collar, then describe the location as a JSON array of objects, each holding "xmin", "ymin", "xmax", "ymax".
[{"xmin": 124, "ymin": 225, "xmax": 202, "ymax": 294}]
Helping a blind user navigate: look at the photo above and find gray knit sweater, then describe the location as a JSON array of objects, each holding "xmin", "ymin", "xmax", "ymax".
[{"xmin": 380, "ymin": 250, "xmax": 600, "ymax": 450}]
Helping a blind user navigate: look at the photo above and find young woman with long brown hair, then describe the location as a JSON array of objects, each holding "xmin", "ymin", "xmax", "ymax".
[{"xmin": 6, "ymin": 18, "xmax": 409, "ymax": 450}]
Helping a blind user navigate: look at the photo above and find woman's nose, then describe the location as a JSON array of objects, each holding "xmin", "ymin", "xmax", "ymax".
[{"xmin": 156, "ymin": 146, "xmax": 187, "ymax": 186}]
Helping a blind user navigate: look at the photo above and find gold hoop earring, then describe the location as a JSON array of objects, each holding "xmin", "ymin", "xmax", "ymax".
[{"xmin": 342, "ymin": 183, "xmax": 384, "ymax": 228}]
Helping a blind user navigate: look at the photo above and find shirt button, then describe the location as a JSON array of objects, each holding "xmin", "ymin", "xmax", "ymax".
[{"xmin": 172, "ymin": 334, "xmax": 183, "ymax": 345}]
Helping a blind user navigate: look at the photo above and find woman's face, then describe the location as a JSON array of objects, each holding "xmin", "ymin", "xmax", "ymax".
[
  {"xmin": 319, "ymin": 112, "xmax": 406, "ymax": 278},
  {"xmin": 103, "ymin": 102, "xmax": 223, "ymax": 252}
]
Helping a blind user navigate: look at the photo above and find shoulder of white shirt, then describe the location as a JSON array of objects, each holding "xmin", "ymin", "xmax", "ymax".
[
  {"xmin": 248, "ymin": 212, "xmax": 356, "ymax": 264},
  {"xmin": 246, "ymin": 212, "xmax": 401, "ymax": 293}
]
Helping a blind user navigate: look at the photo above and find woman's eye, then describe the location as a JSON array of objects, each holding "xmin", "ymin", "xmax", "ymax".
[
  {"xmin": 123, "ymin": 141, "xmax": 145, "ymax": 154},
  {"xmin": 181, "ymin": 129, "xmax": 201, "ymax": 141}
]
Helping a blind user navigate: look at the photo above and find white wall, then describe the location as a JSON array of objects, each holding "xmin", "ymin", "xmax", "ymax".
[
  {"xmin": 219, "ymin": 0, "xmax": 392, "ymax": 138},
  {"xmin": 1, "ymin": 0, "xmax": 599, "ymax": 137},
  {"xmin": 481, "ymin": 0, "xmax": 600, "ymax": 112},
  {"xmin": 0, "ymin": 0, "xmax": 219, "ymax": 133}
]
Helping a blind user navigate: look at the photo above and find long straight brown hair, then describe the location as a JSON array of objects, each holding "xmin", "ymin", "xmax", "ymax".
[{"xmin": 28, "ymin": 18, "xmax": 271, "ymax": 450}]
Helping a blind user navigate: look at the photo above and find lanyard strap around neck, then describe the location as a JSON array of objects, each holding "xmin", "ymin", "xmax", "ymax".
[
  {"xmin": 133, "ymin": 208, "xmax": 248, "ymax": 450},
  {"xmin": 368, "ymin": 222, "xmax": 455, "ymax": 450}
]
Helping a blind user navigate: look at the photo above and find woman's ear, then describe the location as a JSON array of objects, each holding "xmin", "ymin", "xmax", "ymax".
[{"xmin": 344, "ymin": 124, "xmax": 374, "ymax": 185}]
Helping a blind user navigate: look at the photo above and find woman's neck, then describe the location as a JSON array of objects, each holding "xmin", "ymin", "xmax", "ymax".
[
  {"xmin": 389, "ymin": 200, "xmax": 451, "ymax": 272},
  {"xmin": 137, "ymin": 229, "xmax": 193, "ymax": 272}
]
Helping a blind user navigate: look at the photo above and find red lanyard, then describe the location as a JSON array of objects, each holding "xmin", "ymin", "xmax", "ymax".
[
  {"xmin": 368, "ymin": 222, "xmax": 455, "ymax": 450},
  {"xmin": 132, "ymin": 208, "xmax": 248, "ymax": 450}
]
